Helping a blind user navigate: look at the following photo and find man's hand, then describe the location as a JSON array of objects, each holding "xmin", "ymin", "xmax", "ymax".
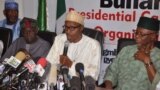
[
  {"xmin": 135, "ymin": 45, "xmax": 156, "ymax": 82},
  {"xmin": 60, "ymin": 55, "xmax": 73, "ymax": 67},
  {"xmin": 134, "ymin": 45, "xmax": 151, "ymax": 64}
]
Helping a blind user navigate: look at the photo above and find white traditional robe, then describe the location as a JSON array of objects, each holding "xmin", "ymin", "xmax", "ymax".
[{"xmin": 46, "ymin": 34, "xmax": 101, "ymax": 85}]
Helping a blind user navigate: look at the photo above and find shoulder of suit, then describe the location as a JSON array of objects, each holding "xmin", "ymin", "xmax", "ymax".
[{"xmin": 37, "ymin": 36, "xmax": 50, "ymax": 45}]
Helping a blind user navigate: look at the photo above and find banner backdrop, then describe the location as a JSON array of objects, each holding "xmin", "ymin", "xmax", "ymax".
[{"xmin": 55, "ymin": 0, "xmax": 160, "ymax": 84}]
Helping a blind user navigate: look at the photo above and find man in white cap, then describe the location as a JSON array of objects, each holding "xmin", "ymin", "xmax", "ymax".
[
  {"xmin": 47, "ymin": 11, "xmax": 101, "ymax": 88},
  {"xmin": 0, "ymin": 0, "xmax": 21, "ymax": 42}
]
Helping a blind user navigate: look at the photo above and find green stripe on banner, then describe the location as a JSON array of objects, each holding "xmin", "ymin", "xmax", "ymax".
[
  {"xmin": 37, "ymin": 0, "xmax": 47, "ymax": 31},
  {"xmin": 56, "ymin": 0, "xmax": 66, "ymax": 19}
]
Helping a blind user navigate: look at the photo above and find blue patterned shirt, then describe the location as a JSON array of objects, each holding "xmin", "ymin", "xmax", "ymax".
[{"xmin": 0, "ymin": 19, "xmax": 21, "ymax": 42}]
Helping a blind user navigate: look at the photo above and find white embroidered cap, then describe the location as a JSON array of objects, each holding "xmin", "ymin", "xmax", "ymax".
[{"xmin": 65, "ymin": 11, "xmax": 85, "ymax": 25}]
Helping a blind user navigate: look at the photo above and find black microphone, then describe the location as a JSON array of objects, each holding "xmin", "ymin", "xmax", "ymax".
[
  {"xmin": 63, "ymin": 40, "xmax": 70, "ymax": 56},
  {"xmin": 75, "ymin": 63, "xmax": 85, "ymax": 90},
  {"xmin": 75, "ymin": 63, "xmax": 85, "ymax": 82},
  {"xmin": 61, "ymin": 65, "xmax": 70, "ymax": 89}
]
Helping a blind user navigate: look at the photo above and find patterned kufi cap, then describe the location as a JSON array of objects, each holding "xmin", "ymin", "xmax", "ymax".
[{"xmin": 66, "ymin": 11, "xmax": 85, "ymax": 25}]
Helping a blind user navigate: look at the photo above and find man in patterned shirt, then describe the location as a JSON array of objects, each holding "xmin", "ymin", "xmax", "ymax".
[{"xmin": 104, "ymin": 17, "xmax": 160, "ymax": 90}]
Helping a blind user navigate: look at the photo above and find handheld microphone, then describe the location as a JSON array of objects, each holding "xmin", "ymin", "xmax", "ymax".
[{"xmin": 63, "ymin": 40, "xmax": 70, "ymax": 56}]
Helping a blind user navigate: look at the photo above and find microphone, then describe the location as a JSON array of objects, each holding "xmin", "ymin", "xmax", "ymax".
[
  {"xmin": 75, "ymin": 63, "xmax": 85, "ymax": 90},
  {"xmin": 24, "ymin": 58, "xmax": 37, "ymax": 73},
  {"xmin": 14, "ymin": 58, "xmax": 36, "ymax": 79},
  {"xmin": 61, "ymin": 65, "xmax": 70, "ymax": 89},
  {"xmin": 29, "ymin": 57, "xmax": 48, "ymax": 84},
  {"xmin": 9, "ymin": 50, "xmax": 36, "ymax": 82},
  {"xmin": 6, "ymin": 51, "xmax": 26, "ymax": 68},
  {"xmin": 48, "ymin": 65, "xmax": 57, "ymax": 89},
  {"xmin": 16, "ymin": 57, "xmax": 38, "ymax": 90},
  {"xmin": 27, "ymin": 57, "xmax": 48, "ymax": 89},
  {"xmin": 75, "ymin": 63, "xmax": 85, "ymax": 82},
  {"xmin": 34, "ymin": 57, "xmax": 47, "ymax": 77},
  {"xmin": 0, "ymin": 58, "xmax": 8, "ymax": 74},
  {"xmin": 0, "ymin": 51, "xmax": 26, "ymax": 81},
  {"xmin": 63, "ymin": 40, "xmax": 70, "ymax": 56}
]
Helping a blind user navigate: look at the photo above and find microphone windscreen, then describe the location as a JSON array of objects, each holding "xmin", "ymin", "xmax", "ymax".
[
  {"xmin": 48, "ymin": 65, "xmax": 57, "ymax": 86},
  {"xmin": 34, "ymin": 57, "xmax": 47, "ymax": 76},
  {"xmin": 70, "ymin": 76, "xmax": 81, "ymax": 90},
  {"xmin": 37, "ymin": 57, "xmax": 47, "ymax": 68},
  {"xmin": 15, "ymin": 51, "xmax": 26, "ymax": 61},
  {"xmin": 6, "ymin": 51, "xmax": 26, "ymax": 68},
  {"xmin": 75, "ymin": 63, "xmax": 84, "ymax": 73}
]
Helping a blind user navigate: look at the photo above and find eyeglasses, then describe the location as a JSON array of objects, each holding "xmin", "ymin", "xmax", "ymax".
[
  {"xmin": 63, "ymin": 25, "xmax": 81, "ymax": 31},
  {"xmin": 133, "ymin": 30, "xmax": 155, "ymax": 37}
]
